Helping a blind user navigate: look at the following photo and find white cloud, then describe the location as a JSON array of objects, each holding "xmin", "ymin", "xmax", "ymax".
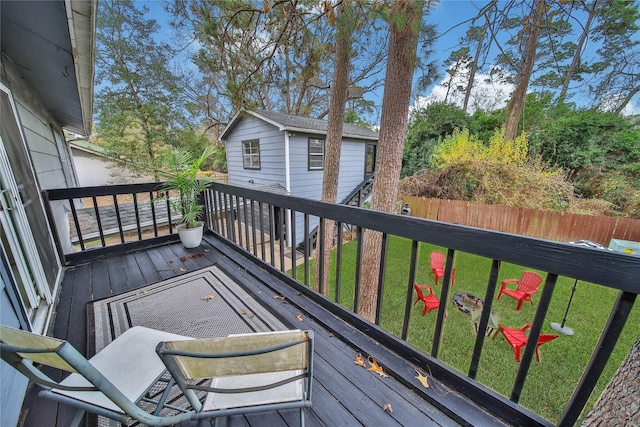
[{"xmin": 413, "ymin": 65, "xmax": 514, "ymax": 114}]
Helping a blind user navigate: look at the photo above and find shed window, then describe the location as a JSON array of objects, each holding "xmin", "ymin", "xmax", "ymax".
[
  {"xmin": 308, "ymin": 138, "xmax": 325, "ymax": 170},
  {"xmin": 242, "ymin": 140, "xmax": 261, "ymax": 169}
]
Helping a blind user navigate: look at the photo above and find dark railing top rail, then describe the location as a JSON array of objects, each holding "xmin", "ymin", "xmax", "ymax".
[
  {"xmin": 45, "ymin": 182, "xmax": 165, "ymax": 200},
  {"xmin": 207, "ymin": 182, "xmax": 640, "ymax": 293}
]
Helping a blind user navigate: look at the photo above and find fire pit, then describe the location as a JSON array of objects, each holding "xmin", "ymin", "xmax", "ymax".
[{"xmin": 453, "ymin": 291, "xmax": 498, "ymax": 336}]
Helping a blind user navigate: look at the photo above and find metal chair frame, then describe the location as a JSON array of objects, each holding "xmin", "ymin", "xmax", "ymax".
[
  {"xmin": 0, "ymin": 325, "xmax": 195, "ymax": 427},
  {"xmin": 157, "ymin": 329, "xmax": 314, "ymax": 427}
]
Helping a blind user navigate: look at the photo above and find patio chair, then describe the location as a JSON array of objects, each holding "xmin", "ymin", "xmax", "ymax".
[
  {"xmin": 413, "ymin": 284, "xmax": 440, "ymax": 315},
  {"xmin": 494, "ymin": 324, "xmax": 558, "ymax": 362},
  {"xmin": 496, "ymin": 271, "xmax": 542, "ymax": 311},
  {"xmin": 0, "ymin": 325, "xmax": 195, "ymax": 426},
  {"xmin": 156, "ymin": 329, "xmax": 314, "ymax": 427},
  {"xmin": 429, "ymin": 251, "xmax": 455, "ymax": 287}
]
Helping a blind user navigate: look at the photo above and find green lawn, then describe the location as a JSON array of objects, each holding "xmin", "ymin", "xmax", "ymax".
[{"xmin": 293, "ymin": 235, "xmax": 640, "ymax": 424}]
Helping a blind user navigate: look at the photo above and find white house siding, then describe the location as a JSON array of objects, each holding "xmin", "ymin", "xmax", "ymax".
[{"xmin": 226, "ymin": 116, "xmax": 286, "ymax": 187}]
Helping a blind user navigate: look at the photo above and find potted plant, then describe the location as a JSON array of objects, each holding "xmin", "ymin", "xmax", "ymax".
[{"xmin": 159, "ymin": 147, "xmax": 216, "ymax": 248}]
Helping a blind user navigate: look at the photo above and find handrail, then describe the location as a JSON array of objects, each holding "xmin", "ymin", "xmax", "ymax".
[
  {"xmin": 41, "ymin": 181, "xmax": 640, "ymax": 426},
  {"xmin": 201, "ymin": 181, "xmax": 639, "ymax": 427}
]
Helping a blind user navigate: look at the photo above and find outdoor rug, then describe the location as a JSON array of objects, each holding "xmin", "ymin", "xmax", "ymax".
[
  {"xmin": 90, "ymin": 265, "xmax": 289, "ymax": 354},
  {"xmin": 88, "ymin": 265, "xmax": 290, "ymax": 426}
]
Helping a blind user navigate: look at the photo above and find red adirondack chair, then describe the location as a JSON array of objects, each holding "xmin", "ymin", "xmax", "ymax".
[
  {"xmin": 429, "ymin": 251, "xmax": 455, "ymax": 287},
  {"xmin": 413, "ymin": 284, "xmax": 440, "ymax": 316},
  {"xmin": 496, "ymin": 271, "xmax": 541, "ymax": 311},
  {"xmin": 494, "ymin": 324, "xmax": 558, "ymax": 362}
]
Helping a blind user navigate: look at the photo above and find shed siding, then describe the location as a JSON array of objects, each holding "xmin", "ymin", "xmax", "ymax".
[
  {"xmin": 289, "ymin": 137, "xmax": 367, "ymax": 245},
  {"xmin": 224, "ymin": 113, "xmax": 376, "ymax": 247},
  {"xmin": 226, "ymin": 116, "xmax": 286, "ymax": 188}
]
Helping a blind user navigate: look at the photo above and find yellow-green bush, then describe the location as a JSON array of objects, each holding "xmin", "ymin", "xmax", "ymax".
[{"xmin": 431, "ymin": 126, "xmax": 529, "ymax": 170}]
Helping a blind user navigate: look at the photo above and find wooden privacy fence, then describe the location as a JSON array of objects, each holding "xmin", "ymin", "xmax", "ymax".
[{"xmin": 398, "ymin": 195, "xmax": 640, "ymax": 247}]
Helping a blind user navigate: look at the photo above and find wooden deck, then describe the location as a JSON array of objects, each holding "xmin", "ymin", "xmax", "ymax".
[{"xmin": 19, "ymin": 234, "xmax": 508, "ymax": 427}]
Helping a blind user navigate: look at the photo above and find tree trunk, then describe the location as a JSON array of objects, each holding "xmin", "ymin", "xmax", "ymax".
[
  {"xmin": 581, "ymin": 334, "xmax": 640, "ymax": 426},
  {"xmin": 463, "ymin": 2, "xmax": 495, "ymax": 113},
  {"xmin": 358, "ymin": 0, "xmax": 423, "ymax": 322},
  {"xmin": 559, "ymin": 1, "xmax": 596, "ymax": 100},
  {"xmin": 614, "ymin": 84, "xmax": 640, "ymax": 114},
  {"xmin": 504, "ymin": 0, "xmax": 546, "ymax": 141},
  {"xmin": 313, "ymin": 1, "xmax": 354, "ymax": 294}
]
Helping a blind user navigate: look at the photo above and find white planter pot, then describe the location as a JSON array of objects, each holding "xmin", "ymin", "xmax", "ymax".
[{"xmin": 177, "ymin": 224, "xmax": 204, "ymax": 248}]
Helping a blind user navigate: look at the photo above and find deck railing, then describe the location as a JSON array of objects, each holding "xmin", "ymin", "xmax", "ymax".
[
  {"xmin": 43, "ymin": 182, "xmax": 640, "ymax": 426},
  {"xmin": 201, "ymin": 182, "xmax": 639, "ymax": 427},
  {"xmin": 43, "ymin": 183, "xmax": 181, "ymax": 264}
]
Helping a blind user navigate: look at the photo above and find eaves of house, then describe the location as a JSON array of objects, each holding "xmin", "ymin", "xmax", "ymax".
[{"xmin": 221, "ymin": 109, "xmax": 379, "ymax": 141}]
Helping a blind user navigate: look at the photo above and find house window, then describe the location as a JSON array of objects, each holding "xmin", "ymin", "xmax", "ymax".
[
  {"xmin": 242, "ymin": 139, "xmax": 260, "ymax": 169},
  {"xmin": 365, "ymin": 143, "xmax": 376, "ymax": 175},
  {"xmin": 308, "ymin": 138, "xmax": 325, "ymax": 170}
]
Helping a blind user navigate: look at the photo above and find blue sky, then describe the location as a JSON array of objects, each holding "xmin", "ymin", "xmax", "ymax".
[{"xmin": 137, "ymin": 0, "xmax": 638, "ymax": 119}]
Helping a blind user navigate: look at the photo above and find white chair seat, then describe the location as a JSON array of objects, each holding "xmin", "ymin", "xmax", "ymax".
[{"xmin": 51, "ymin": 326, "xmax": 191, "ymax": 413}]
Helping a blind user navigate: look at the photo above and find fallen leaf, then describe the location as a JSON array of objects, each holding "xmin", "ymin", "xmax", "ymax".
[
  {"xmin": 180, "ymin": 253, "xmax": 205, "ymax": 262},
  {"xmin": 273, "ymin": 295, "xmax": 286, "ymax": 301},
  {"xmin": 241, "ymin": 309, "xmax": 247, "ymax": 315},
  {"xmin": 168, "ymin": 258, "xmax": 174, "ymax": 263},
  {"xmin": 204, "ymin": 249, "xmax": 210, "ymax": 253},
  {"xmin": 382, "ymin": 403, "xmax": 393, "ymax": 413},
  {"xmin": 201, "ymin": 295, "xmax": 216, "ymax": 301},
  {"xmin": 414, "ymin": 369, "xmax": 429, "ymax": 389},
  {"xmin": 180, "ymin": 267, "xmax": 187, "ymax": 272},
  {"xmin": 367, "ymin": 357, "xmax": 389, "ymax": 378},
  {"xmin": 354, "ymin": 353, "xmax": 366, "ymax": 367},
  {"xmin": 296, "ymin": 314, "xmax": 303, "ymax": 321}
]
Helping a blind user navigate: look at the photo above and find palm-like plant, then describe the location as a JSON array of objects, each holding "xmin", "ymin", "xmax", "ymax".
[{"xmin": 159, "ymin": 147, "xmax": 216, "ymax": 228}]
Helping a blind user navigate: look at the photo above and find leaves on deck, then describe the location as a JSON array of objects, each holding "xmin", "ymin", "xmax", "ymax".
[
  {"xmin": 180, "ymin": 267, "xmax": 187, "ymax": 272},
  {"xmin": 296, "ymin": 314, "xmax": 303, "ymax": 321},
  {"xmin": 201, "ymin": 295, "xmax": 216, "ymax": 301},
  {"xmin": 414, "ymin": 368, "xmax": 429, "ymax": 389},
  {"xmin": 354, "ymin": 353, "xmax": 389, "ymax": 378},
  {"xmin": 180, "ymin": 253, "xmax": 205, "ymax": 262},
  {"xmin": 367, "ymin": 357, "xmax": 389, "ymax": 378},
  {"xmin": 382, "ymin": 403, "xmax": 394, "ymax": 414},
  {"xmin": 204, "ymin": 249, "xmax": 210, "ymax": 253},
  {"xmin": 273, "ymin": 295, "xmax": 286, "ymax": 301}
]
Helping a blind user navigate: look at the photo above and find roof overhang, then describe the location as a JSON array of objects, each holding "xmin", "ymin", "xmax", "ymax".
[
  {"xmin": 221, "ymin": 109, "xmax": 379, "ymax": 141},
  {"xmin": 1, "ymin": 0, "xmax": 96, "ymax": 136}
]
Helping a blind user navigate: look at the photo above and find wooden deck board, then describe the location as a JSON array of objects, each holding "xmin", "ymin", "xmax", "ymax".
[{"xmin": 19, "ymin": 237, "xmax": 493, "ymax": 426}]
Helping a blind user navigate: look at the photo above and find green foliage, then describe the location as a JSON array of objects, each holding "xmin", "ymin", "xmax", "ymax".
[
  {"xmin": 402, "ymin": 127, "xmax": 573, "ymax": 211},
  {"xmin": 213, "ymin": 147, "xmax": 228, "ymax": 173},
  {"xmin": 158, "ymin": 147, "xmax": 216, "ymax": 228},
  {"xmin": 401, "ymin": 103, "xmax": 471, "ymax": 177},
  {"xmin": 95, "ymin": 1, "xmax": 191, "ymax": 180},
  {"xmin": 430, "ymin": 128, "xmax": 485, "ymax": 170},
  {"xmin": 531, "ymin": 109, "xmax": 640, "ymax": 175},
  {"xmin": 431, "ymin": 126, "xmax": 529, "ymax": 170}
]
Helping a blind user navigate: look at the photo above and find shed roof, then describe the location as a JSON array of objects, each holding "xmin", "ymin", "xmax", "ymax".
[{"xmin": 221, "ymin": 109, "xmax": 379, "ymax": 141}]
